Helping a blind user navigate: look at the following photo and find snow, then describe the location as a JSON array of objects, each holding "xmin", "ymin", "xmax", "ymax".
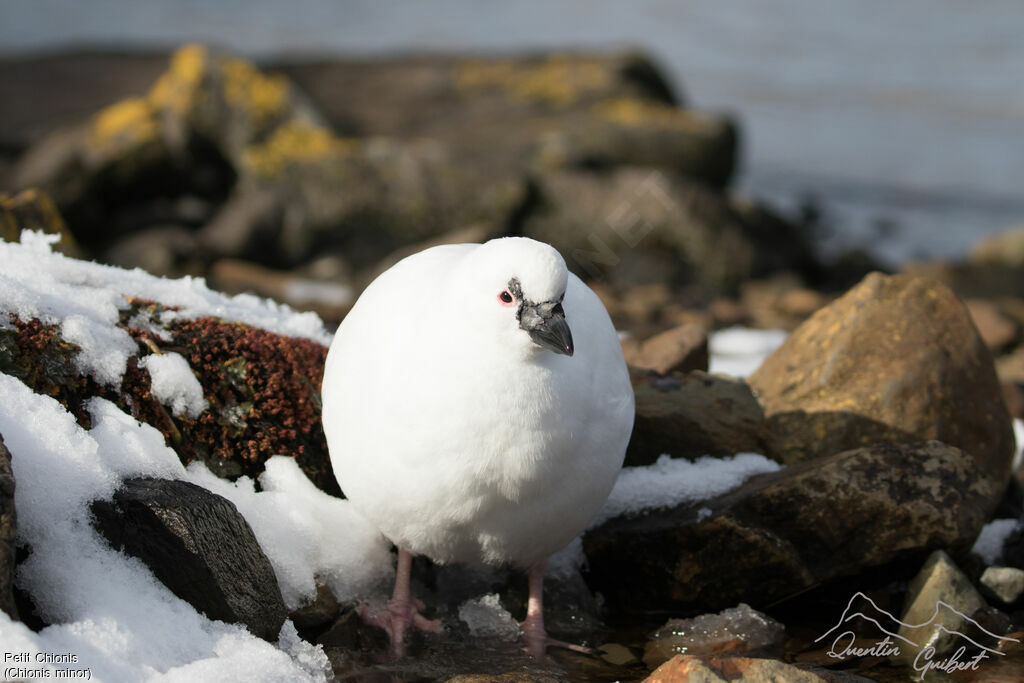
[
  {"xmin": 591, "ymin": 453, "xmax": 783, "ymax": 527},
  {"xmin": 0, "ymin": 232, "xmax": 330, "ymax": 386},
  {"xmin": 972, "ymin": 518, "xmax": 1018, "ymax": 566},
  {"xmin": 708, "ymin": 326, "xmax": 787, "ymax": 378},
  {"xmin": 137, "ymin": 353, "xmax": 209, "ymax": 419}
]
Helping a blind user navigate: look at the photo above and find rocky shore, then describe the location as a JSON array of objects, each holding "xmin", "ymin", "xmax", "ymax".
[{"xmin": 3, "ymin": 46, "xmax": 1024, "ymax": 681}]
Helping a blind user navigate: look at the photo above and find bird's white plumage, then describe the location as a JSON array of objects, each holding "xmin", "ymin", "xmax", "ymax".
[{"xmin": 322, "ymin": 237, "xmax": 634, "ymax": 568}]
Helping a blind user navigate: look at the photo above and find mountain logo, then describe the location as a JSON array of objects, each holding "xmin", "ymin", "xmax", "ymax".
[{"xmin": 814, "ymin": 592, "xmax": 1020, "ymax": 676}]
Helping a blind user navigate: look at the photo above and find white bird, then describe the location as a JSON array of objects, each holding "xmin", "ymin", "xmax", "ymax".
[{"xmin": 321, "ymin": 236, "xmax": 634, "ymax": 656}]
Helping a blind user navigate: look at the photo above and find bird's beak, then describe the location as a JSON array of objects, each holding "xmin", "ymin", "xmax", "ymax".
[{"xmin": 520, "ymin": 301, "xmax": 574, "ymax": 356}]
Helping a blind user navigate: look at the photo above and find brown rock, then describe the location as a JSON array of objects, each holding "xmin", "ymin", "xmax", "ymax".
[
  {"xmin": 0, "ymin": 188, "xmax": 82, "ymax": 257},
  {"xmin": 585, "ymin": 442, "xmax": 996, "ymax": 616},
  {"xmin": 966, "ymin": 298, "xmax": 1018, "ymax": 351},
  {"xmin": 0, "ymin": 433, "xmax": 17, "ymax": 620},
  {"xmin": 625, "ymin": 369, "xmax": 765, "ymax": 466},
  {"xmin": 622, "ymin": 322, "xmax": 709, "ymax": 375},
  {"xmin": 644, "ymin": 655, "xmax": 872, "ymax": 682},
  {"xmin": 749, "ymin": 272, "xmax": 1015, "ymax": 489}
]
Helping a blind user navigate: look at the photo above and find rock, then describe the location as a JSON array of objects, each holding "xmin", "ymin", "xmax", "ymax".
[
  {"xmin": 749, "ymin": 272, "xmax": 1015, "ymax": 490},
  {"xmin": 644, "ymin": 654, "xmax": 872, "ymax": 682},
  {"xmin": 103, "ymin": 224, "xmax": 199, "ymax": 277},
  {"xmin": 2, "ymin": 303, "xmax": 337, "ymax": 494},
  {"xmin": 980, "ymin": 566, "xmax": 1024, "ymax": 605},
  {"xmin": 585, "ymin": 442, "xmax": 996, "ymax": 616},
  {"xmin": 643, "ymin": 603, "xmax": 785, "ymax": 669},
  {"xmin": 970, "ymin": 224, "xmax": 1024, "ymax": 268},
  {"xmin": 893, "ymin": 550, "xmax": 987, "ymax": 665},
  {"xmin": 289, "ymin": 583, "xmax": 341, "ymax": 636},
  {"xmin": 0, "ymin": 432, "xmax": 17, "ymax": 620},
  {"xmin": 90, "ymin": 477, "xmax": 287, "ymax": 641},
  {"xmin": 523, "ymin": 168, "xmax": 816, "ymax": 292},
  {"xmin": 622, "ymin": 322, "xmax": 709, "ymax": 375},
  {"xmin": 208, "ymin": 258, "xmax": 355, "ymax": 325},
  {"xmin": 279, "ymin": 52, "xmax": 736, "ymax": 187},
  {"xmin": 740, "ymin": 275, "xmax": 828, "ymax": 331},
  {"xmin": 0, "ymin": 188, "xmax": 82, "ymax": 257},
  {"xmin": 625, "ymin": 369, "xmax": 766, "ymax": 467},
  {"xmin": 965, "ymin": 298, "xmax": 1019, "ymax": 351}
]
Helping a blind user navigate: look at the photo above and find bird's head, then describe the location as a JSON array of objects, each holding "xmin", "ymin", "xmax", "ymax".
[{"xmin": 453, "ymin": 237, "xmax": 574, "ymax": 358}]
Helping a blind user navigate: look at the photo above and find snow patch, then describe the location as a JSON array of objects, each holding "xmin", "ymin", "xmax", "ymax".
[
  {"xmin": 708, "ymin": 326, "xmax": 787, "ymax": 378},
  {"xmin": 138, "ymin": 353, "xmax": 209, "ymax": 418},
  {"xmin": 972, "ymin": 518, "xmax": 1018, "ymax": 565}
]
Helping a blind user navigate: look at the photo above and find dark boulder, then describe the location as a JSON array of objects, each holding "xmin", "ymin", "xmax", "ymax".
[
  {"xmin": 91, "ymin": 477, "xmax": 286, "ymax": 641},
  {"xmin": 585, "ymin": 442, "xmax": 996, "ymax": 616},
  {"xmin": 0, "ymin": 433, "xmax": 17, "ymax": 620}
]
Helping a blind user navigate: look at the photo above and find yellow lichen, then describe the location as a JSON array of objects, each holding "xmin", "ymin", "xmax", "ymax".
[
  {"xmin": 595, "ymin": 98, "xmax": 710, "ymax": 132},
  {"xmin": 456, "ymin": 56, "xmax": 611, "ymax": 107},
  {"xmin": 91, "ymin": 97, "xmax": 159, "ymax": 149},
  {"xmin": 221, "ymin": 57, "xmax": 289, "ymax": 124},
  {"xmin": 241, "ymin": 120, "xmax": 356, "ymax": 177},
  {"xmin": 148, "ymin": 43, "xmax": 207, "ymax": 114}
]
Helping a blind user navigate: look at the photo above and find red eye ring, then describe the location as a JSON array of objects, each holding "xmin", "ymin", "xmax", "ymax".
[{"xmin": 498, "ymin": 290, "xmax": 515, "ymax": 305}]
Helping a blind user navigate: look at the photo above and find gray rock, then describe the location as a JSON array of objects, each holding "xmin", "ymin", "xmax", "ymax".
[
  {"xmin": 90, "ymin": 477, "xmax": 287, "ymax": 641},
  {"xmin": 585, "ymin": 442, "xmax": 996, "ymax": 616},
  {"xmin": 625, "ymin": 369, "xmax": 766, "ymax": 467},
  {"xmin": 0, "ymin": 432, "xmax": 17, "ymax": 620},
  {"xmin": 893, "ymin": 550, "xmax": 987, "ymax": 665},
  {"xmin": 980, "ymin": 566, "xmax": 1024, "ymax": 605}
]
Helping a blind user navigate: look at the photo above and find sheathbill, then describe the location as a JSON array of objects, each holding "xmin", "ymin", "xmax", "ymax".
[{"xmin": 321, "ymin": 236, "xmax": 634, "ymax": 656}]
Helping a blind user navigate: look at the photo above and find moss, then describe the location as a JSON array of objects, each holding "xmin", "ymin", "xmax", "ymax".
[
  {"xmin": 89, "ymin": 97, "xmax": 160, "ymax": 151},
  {"xmin": 456, "ymin": 55, "xmax": 612, "ymax": 107},
  {"xmin": 594, "ymin": 97, "xmax": 712, "ymax": 132},
  {"xmin": 241, "ymin": 120, "xmax": 357, "ymax": 178},
  {"xmin": 147, "ymin": 43, "xmax": 207, "ymax": 115},
  {"xmin": 4, "ymin": 305, "xmax": 338, "ymax": 495}
]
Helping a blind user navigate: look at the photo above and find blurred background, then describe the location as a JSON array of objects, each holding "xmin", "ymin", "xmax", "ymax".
[{"xmin": 2, "ymin": 0, "xmax": 1023, "ymax": 333}]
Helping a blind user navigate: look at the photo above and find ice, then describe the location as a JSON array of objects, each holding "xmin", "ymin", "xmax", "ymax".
[
  {"xmin": 138, "ymin": 353, "xmax": 209, "ymax": 418},
  {"xmin": 644, "ymin": 603, "xmax": 785, "ymax": 667},
  {"xmin": 972, "ymin": 518, "xmax": 1018, "ymax": 565},
  {"xmin": 708, "ymin": 326, "xmax": 787, "ymax": 378},
  {"xmin": 457, "ymin": 593, "xmax": 521, "ymax": 640},
  {"xmin": 592, "ymin": 453, "xmax": 782, "ymax": 527}
]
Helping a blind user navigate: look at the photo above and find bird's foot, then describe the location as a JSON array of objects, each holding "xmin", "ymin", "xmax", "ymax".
[
  {"xmin": 520, "ymin": 617, "xmax": 597, "ymax": 658},
  {"xmin": 357, "ymin": 597, "xmax": 442, "ymax": 657}
]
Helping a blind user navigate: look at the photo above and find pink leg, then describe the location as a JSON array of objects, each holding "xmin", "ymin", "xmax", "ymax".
[
  {"xmin": 520, "ymin": 561, "xmax": 598, "ymax": 657},
  {"xmin": 358, "ymin": 547, "xmax": 441, "ymax": 657}
]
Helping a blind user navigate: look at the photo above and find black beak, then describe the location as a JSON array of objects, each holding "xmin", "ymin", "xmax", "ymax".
[{"xmin": 519, "ymin": 301, "xmax": 574, "ymax": 356}]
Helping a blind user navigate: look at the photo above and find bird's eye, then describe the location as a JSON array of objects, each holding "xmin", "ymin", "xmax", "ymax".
[{"xmin": 498, "ymin": 290, "xmax": 515, "ymax": 305}]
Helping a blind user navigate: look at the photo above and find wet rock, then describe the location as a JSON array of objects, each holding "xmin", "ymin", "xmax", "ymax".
[
  {"xmin": 523, "ymin": 168, "xmax": 815, "ymax": 292},
  {"xmin": 289, "ymin": 583, "xmax": 341, "ymax": 636},
  {"xmin": 749, "ymin": 272, "xmax": 1015, "ymax": 489},
  {"xmin": 965, "ymin": 298, "xmax": 1019, "ymax": 351},
  {"xmin": 644, "ymin": 654, "xmax": 872, "ymax": 682},
  {"xmin": 585, "ymin": 442, "xmax": 996, "ymax": 616},
  {"xmin": 90, "ymin": 477, "xmax": 287, "ymax": 641},
  {"xmin": 0, "ymin": 188, "xmax": 82, "ymax": 257},
  {"xmin": 643, "ymin": 603, "xmax": 785, "ymax": 669},
  {"xmin": 980, "ymin": 566, "xmax": 1024, "ymax": 605},
  {"xmin": 622, "ymin": 322, "xmax": 709, "ymax": 375},
  {"xmin": 892, "ymin": 550, "xmax": 987, "ymax": 665},
  {"xmin": 625, "ymin": 369, "xmax": 765, "ymax": 467},
  {"xmin": 0, "ymin": 433, "xmax": 17, "ymax": 620}
]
